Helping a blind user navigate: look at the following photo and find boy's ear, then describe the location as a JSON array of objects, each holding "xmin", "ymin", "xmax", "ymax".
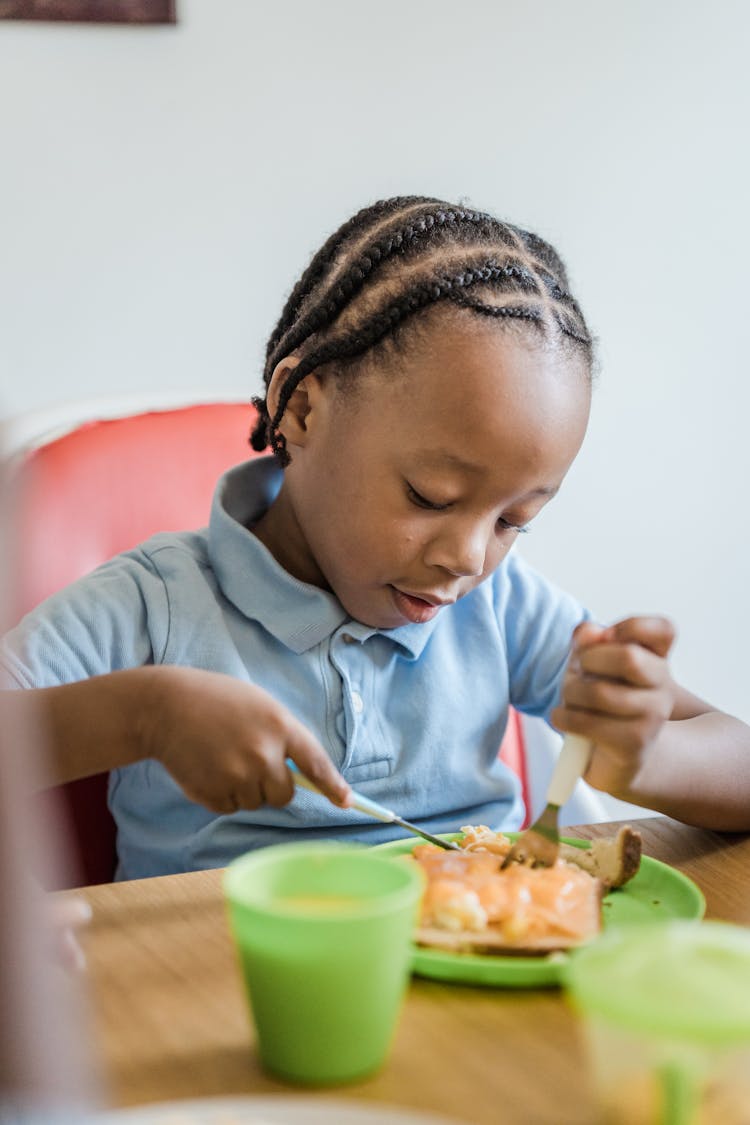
[{"xmin": 266, "ymin": 358, "xmax": 324, "ymax": 448}]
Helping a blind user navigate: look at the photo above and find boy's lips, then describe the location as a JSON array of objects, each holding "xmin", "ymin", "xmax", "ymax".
[{"xmin": 390, "ymin": 587, "xmax": 454, "ymax": 624}]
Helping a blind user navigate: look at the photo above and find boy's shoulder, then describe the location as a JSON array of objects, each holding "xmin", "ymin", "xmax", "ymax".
[
  {"xmin": 487, "ymin": 551, "xmax": 587, "ymax": 628},
  {"xmin": 135, "ymin": 527, "xmax": 211, "ymax": 569},
  {"xmin": 83, "ymin": 527, "xmax": 216, "ymax": 602}
]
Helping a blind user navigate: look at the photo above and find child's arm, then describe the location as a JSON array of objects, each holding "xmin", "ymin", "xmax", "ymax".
[
  {"xmin": 3, "ymin": 666, "xmax": 351, "ymax": 812},
  {"xmin": 550, "ymin": 617, "xmax": 750, "ymax": 832}
]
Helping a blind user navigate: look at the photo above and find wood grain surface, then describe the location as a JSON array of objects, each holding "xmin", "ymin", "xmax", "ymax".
[{"xmin": 70, "ymin": 818, "xmax": 750, "ymax": 1125}]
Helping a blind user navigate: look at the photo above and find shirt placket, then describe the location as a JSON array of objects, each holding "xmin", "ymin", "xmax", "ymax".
[{"xmin": 330, "ymin": 628, "xmax": 373, "ymax": 774}]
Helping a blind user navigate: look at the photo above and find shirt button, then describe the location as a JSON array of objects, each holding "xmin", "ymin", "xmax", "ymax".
[
  {"xmin": 351, "ymin": 691, "xmax": 364, "ymax": 714},
  {"xmin": 342, "ymin": 633, "xmax": 355, "ymax": 644}
]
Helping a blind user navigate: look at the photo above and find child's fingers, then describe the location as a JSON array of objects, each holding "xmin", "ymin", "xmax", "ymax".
[
  {"xmin": 602, "ymin": 616, "xmax": 675, "ymax": 659},
  {"xmin": 556, "ymin": 615, "xmax": 677, "ymax": 788},
  {"xmin": 562, "ymin": 676, "xmax": 663, "ymax": 719},
  {"xmin": 229, "ymin": 778, "xmax": 263, "ymax": 812},
  {"xmin": 576, "ymin": 642, "xmax": 670, "ymax": 688},
  {"xmin": 551, "ymin": 704, "xmax": 664, "ymax": 755},
  {"xmin": 286, "ymin": 722, "xmax": 352, "ymax": 808},
  {"xmin": 571, "ymin": 620, "xmax": 611, "ymax": 650},
  {"xmin": 259, "ymin": 753, "xmax": 296, "ymax": 808}
]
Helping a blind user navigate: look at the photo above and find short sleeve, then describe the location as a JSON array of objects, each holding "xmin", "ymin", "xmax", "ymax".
[
  {"xmin": 0, "ymin": 549, "xmax": 171, "ymax": 690},
  {"xmin": 493, "ymin": 551, "xmax": 590, "ymax": 722}
]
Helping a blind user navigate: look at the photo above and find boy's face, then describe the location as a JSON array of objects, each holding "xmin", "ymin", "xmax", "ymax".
[{"xmin": 259, "ymin": 314, "xmax": 591, "ymax": 629}]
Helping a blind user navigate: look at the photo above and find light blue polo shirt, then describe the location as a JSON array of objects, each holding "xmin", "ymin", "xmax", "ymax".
[{"xmin": 1, "ymin": 458, "xmax": 587, "ymax": 880}]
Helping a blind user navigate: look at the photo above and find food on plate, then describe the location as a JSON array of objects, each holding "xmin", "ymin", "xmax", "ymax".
[
  {"xmin": 459, "ymin": 823, "xmax": 642, "ymax": 890},
  {"xmin": 558, "ymin": 826, "xmax": 642, "ymax": 889},
  {"xmin": 411, "ymin": 824, "xmax": 642, "ymax": 955}
]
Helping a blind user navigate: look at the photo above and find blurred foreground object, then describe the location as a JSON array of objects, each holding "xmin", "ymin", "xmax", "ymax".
[
  {"xmin": 565, "ymin": 922, "xmax": 750, "ymax": 1125},
  {"xmin": 0, "ymin": 436, "xmax": 99, "ymax": 1121}
]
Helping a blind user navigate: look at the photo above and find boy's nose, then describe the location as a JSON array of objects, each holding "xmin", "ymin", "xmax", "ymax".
[{"xmin": 424, "ymin": 525, "xmax": 487, "ymax": 578}]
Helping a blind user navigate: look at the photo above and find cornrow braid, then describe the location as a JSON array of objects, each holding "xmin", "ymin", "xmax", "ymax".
[
  {"xmin": 259, "ymin": 261, "xmax": 548, "ymax": 464},
  {"xmin": 266, "ymin": 203, "xmax": 504, "ymax": 376},
  {"xmin": 446, "ymin": 293, "xmax": 544, "ymax": 325},
  {"xmin": 517, "ymin": 229, "xmax": 571, "ymax": 287},
  {"xmin": 553, "ymin": 309, "xmax": 592, "ymax": 346},
  {"xmin": 251, "ymin": 196, "xmax": 593, "ymax": 460},
  {"xmin": 264, "ymin": 196, "xmax": 432, "ymax": 364}
]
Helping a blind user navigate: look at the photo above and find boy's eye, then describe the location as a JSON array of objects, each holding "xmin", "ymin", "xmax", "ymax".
[
  {"xmin": 406, "ymin": 484, "xmax": 451, "ymax": 511},
  {"xmin": 407, "ymin": 484, "xmax": 530, "ymax": 531},
  {"xmin": 497, "ymin": 516, "xmax": 529, "ymax": 535}
]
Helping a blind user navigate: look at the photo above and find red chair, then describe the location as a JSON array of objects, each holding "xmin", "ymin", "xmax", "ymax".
[
  {"xmin": 10, "ymin": 399, "xmax": 530, "ymax": 886},
  {"xmin": 11, "ymin": 402, "xmax": 258, "ymax": 886},
  {"xmin": 498, "ymin": 707, "xmax": 531, "ymax": 829}
]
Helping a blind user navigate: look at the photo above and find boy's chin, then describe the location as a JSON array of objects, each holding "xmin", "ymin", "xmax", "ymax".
[
  {"xmin": 342, "ymin": 607, "xmax": 400, "ymax": 630},
  {"xmin": 335, "ymin": 590, "xmax": 403, "ymax": 631}
]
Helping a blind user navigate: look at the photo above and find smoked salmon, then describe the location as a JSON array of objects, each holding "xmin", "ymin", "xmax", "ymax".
[{"xmin": 411, "ymin": 824, "xmax": 641, "ymax": 954}]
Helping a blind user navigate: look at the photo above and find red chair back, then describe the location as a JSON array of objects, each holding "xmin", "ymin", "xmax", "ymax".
[
  {"xmin": 13, "ymin": 403, "xmax": 257, "ymax": 615},
  {"xmin": 498, "ymin": 707, "xmax": 531, "ymax": 828},
  {"xmin": 13, "ymin": 402, "xmax": 258, "ymax": 886}
]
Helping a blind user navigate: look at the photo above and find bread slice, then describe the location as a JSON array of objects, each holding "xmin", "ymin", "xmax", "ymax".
[
  {"xmin": 414, "ymin": 913, "xmax": 602, "ymax": 956},
  {"xmin": 559, "ymin": 826, "xmax": 642, "ymax": 889}
]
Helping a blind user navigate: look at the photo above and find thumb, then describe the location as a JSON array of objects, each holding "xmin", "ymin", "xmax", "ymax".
[{"xmin": 286, "ymin": 722, "xmax": 352, "ymax": 808}]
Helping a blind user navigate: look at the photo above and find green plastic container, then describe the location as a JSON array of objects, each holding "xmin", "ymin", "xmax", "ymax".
[
  {"xmin": 224, "ymin": 842, "xmax": 424, "ymax": 1085},
  {"xmin": 564, "ymin": 921, "xmax": 750, "ymax": 1124}
]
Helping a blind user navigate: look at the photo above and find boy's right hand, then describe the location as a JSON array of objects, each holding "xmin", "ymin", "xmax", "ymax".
[{"xmin": 142, "ymin": 666, "xmax": 351, "ymax": 814}]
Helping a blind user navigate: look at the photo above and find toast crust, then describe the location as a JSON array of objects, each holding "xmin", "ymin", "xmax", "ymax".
[{"xmin": 559, "ymin": 826, "xmax": 642, "ymax": 889}]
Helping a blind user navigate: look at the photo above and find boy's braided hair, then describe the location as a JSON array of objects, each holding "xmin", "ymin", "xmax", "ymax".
[{"xmin": 251, "ymin": 196, "xmax": 593, "ymax": 464}]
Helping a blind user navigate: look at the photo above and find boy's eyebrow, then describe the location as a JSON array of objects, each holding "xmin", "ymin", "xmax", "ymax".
[
  {"xmin": 412, "ymin": 451, "xmax": 489, "ymax": 473},
  {"xmin": 411, "ymin": 452, "xmax": 560, "ymax": 498}
]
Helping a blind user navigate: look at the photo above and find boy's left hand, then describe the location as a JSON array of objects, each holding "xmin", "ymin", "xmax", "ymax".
[{"xmin": 550, "ymin": 616, "xmax": 676, "ymax": 797}]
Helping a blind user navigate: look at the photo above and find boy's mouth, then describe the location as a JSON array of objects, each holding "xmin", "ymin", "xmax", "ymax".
[{"xmin": 390, "ymin": 587, "xmax": 451, "ymax": 624}]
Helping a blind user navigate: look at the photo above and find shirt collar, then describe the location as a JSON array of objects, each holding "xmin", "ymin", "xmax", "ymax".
[{"xmin": 208, "ymin": 457, "xmax": 442, "ymax": 658}]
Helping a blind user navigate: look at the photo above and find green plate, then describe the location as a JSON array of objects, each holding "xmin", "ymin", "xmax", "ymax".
[{"xmin": 373, "ymin": 833, "xmax": 706, "ymax": 989}]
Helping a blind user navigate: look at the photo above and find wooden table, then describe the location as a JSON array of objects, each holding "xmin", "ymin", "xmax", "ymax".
[{"xmin": 74, "ymin": 819, "xmax": 750, "ymax": 1125}]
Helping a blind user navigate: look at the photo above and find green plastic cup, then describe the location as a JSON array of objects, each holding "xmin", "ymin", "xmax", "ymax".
[
  {"xmin": 563, "ymin": 921, "xmax": 750, "ymax": 1124},
  {"xmin": 223, "ymin": 842, "xmax": 424, "ymax": 1085}
]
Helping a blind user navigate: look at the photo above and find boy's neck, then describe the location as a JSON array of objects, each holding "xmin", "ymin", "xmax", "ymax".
[{"xmin": 250, "ymin": 488, "xmax": 329, "ymax": 592}]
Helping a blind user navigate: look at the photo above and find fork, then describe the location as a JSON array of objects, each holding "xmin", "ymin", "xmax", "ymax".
[
  {"xmin": 286, "ymin": 759, "xmax": 461, "ymax": 850},
  {"xmin": 502, "ymin": 734, "xmax": 593, "ymax": 867}
]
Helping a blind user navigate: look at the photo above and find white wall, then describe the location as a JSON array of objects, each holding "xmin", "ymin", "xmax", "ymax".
[{"xmin": 2, "ymin": 0, "xmax": 749, "ymax": 720}]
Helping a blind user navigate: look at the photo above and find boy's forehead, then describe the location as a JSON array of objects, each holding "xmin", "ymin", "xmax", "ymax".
[
  {"xmin": 397, "ymin": 315, "xmax": 587, "ymax": 390},
  {"xmin": 330, "ymin": 314, "xmax": 590, "ymax": 475}
]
